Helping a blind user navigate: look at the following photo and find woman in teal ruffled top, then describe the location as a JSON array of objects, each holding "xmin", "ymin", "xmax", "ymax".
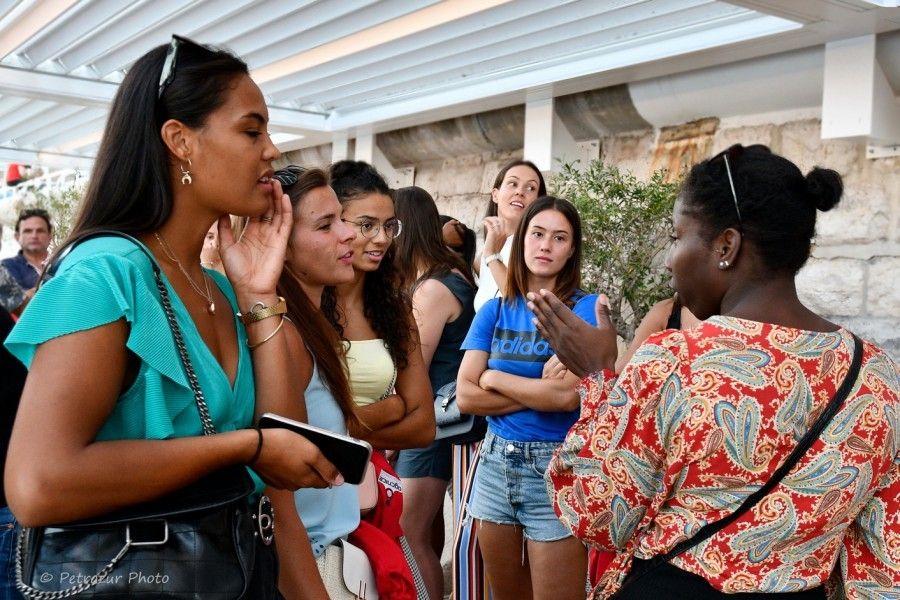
[{"xmin": 3, "ymin": 36, "xmax": 339, "ymax": 598}]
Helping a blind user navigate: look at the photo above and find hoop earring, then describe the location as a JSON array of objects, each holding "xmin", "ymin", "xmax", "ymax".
[
  {"xmin": 180, "ymin": 159, "xmax": 193, "ymax": 185},
  {"xmin": 718, "ymin": 260, "xmax": 730, "ymax": 270}
]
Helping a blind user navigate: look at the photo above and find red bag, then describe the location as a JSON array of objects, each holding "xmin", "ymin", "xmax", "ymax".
[{"xmin": 348, "ymin": 452, "xmax": 417, "ymax": 600}]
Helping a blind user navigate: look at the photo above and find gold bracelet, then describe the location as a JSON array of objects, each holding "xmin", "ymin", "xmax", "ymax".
[
  {"xmin": 238, "ymin": 296, "xmax": 287, "ymax": 325},
  {"xmin": 247, "ymin": 316, "xmax": 285, "ymax": 350}
]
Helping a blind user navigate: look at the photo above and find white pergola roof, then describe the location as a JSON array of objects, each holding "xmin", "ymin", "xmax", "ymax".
[{"xmin": 1, "ymin": 0, "xmax": 899, "ymax": 170}]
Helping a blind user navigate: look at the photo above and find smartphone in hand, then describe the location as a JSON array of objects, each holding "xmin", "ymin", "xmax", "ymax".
[{"xmin": 257, "ymin": 413, "xmax": 372, "ymax": 484}]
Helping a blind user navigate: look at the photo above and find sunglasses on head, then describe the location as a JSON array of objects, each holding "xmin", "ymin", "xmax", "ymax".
[
  {"xmin": 709, "ymin": 144, "xmax": 745, "ymax": 228},
  {"xmin": 272, "ymin": 165, "xmax": 307, "ymax": 187},
  {"xmin": 158, "ymin": 34, "xmax": 217, "ymax": 99}
]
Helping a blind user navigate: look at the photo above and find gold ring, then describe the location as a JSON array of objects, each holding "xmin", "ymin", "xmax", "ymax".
[{"xmin": 260, "ymin": 216, "xmax": 273, "ymax": 223}]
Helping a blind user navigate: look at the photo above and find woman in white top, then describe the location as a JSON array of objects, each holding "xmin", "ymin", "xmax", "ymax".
[{"xmin": 473, "ymin": 160, "xmax": 546, "ymax": 311}]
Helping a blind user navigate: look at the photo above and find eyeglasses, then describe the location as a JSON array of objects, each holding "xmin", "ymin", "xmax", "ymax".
[
  {"xmin": 272, "ymin": 165, "xmax": 307, "ymax": 187},
  {"xmin": 342, "ymin": 218, "xmax": 402, "ymax": 240},
  {"xmin": 158, "ymin": 35, "xmax": 215, "ymax": 99},
  {"xmin": 710, "ymin": 144, "xmax": 744, "ymax": 227}
]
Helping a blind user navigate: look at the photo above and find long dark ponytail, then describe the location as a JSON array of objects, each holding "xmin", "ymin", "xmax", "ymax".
[{"xmin": 62, "ymin": 38, "xmax": 248, "ymax": 252}]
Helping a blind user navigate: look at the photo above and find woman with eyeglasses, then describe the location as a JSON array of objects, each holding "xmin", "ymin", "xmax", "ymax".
[
  {"xmin": 322, "ymin": 161, "xmax": 434, "ymax": 448},
  {"xmin": 4, "ymin": 37, "xmax": 339, "ymax": 598},
  {"xmin": 321, "ymin": 160, "xmax": 434, "ymax": 598},
  {"xmin": 457, "ymin": 196, "xmax": 594, "ymax": 600},
  {"xmin": 531, "ymin": 145, "xmax": 899, "ymax": 599}
]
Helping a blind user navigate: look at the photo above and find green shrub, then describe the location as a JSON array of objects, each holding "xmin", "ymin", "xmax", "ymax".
[{"xmin": 550, "ymin": 160, "xmax": 679, "ymax": 342}]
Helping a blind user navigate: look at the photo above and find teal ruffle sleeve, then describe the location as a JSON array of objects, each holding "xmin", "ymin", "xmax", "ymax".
[{"xmin": 5, "ymin": 236, "xmax": 256, "ymax": 442}]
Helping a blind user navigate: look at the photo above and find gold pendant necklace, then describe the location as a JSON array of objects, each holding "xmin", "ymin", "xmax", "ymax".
[{"xmin": 154, "ymin": 232, "xmax": 216, "ymax": 315}]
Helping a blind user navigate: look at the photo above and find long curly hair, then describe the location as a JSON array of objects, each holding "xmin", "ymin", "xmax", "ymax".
[{"xmin": 322, "ymin": 161, "xmax": 413, "ymax": 370}]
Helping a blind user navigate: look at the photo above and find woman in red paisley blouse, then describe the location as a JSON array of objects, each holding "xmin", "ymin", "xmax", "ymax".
[{"xmin": 528, "ymin": 144, "xmax": 899, "ymax": 599}]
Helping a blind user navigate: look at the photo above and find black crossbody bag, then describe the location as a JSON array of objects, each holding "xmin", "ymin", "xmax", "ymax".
[
  {"xmin": 613, "ymin": 333, "xmax": 864, "ymax": 599},
  {"xmin": 14, "ymin": 232, "xmax": 276, "ymax": 600}
]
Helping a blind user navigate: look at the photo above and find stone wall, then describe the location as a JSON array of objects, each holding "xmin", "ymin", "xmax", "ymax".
[
  {"xmin": 413, "ymin": 149, "xmax": 523, "ymax": 231},
  {"xmin": 412, "ymin": 117, "xmax": 900, "ymax": 359}
]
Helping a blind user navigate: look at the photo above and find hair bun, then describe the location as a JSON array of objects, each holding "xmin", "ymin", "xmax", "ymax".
[
  {"xmin": 329, "ymin": 160, "xmax": 357, "ymax": 179},
  {"xmin": 805, "ymin": 167, "xmax": 842, "ymax": 212}
]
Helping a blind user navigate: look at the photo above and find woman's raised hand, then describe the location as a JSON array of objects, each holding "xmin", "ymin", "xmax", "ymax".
[
  {"xmin": 528, "ymin": 290, "xmax": 618, "ymax": 378},
  {"xmin": 219, "ymin": 179, "xmax": 292, "ymax": 297},
  {"xmin": 482, "ymin": 216, "xmax": 508, "ymax": 256}
]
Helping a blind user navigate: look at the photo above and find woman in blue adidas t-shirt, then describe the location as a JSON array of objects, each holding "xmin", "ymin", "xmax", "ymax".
[{"xmin": 458, "ymin": 196, "xmax": 594, "ymax": 600}]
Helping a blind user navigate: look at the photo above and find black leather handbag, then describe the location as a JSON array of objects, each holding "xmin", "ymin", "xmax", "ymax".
[{"xmin": 14, "ymin": 232, "xmax": 275, "ymax": 599}]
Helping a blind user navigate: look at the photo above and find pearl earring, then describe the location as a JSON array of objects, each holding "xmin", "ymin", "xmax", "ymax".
[
  {"xmin": 180, "ymin": 159, "xmax": 193, "ymax": 185},
  {"xmin": 718, "ymin": 260, "xmax": 730, "ymax": 269}
]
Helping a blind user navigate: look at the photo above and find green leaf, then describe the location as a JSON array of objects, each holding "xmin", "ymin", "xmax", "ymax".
[{"xmin": 549, "ymin": 160, "xmax": 679, "ymax": 341}]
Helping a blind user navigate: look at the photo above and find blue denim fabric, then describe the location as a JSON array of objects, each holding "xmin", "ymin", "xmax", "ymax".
[
  {"xmin": 466, "ymin": 431, "xmax": 571, "ymax": 542},
  {"xmin": 0, "ymin": 506, "xmax": 24, "ymax": 599}
]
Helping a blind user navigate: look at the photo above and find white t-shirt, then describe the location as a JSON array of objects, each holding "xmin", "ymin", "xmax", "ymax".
[{"xmin": 473, "ymin": 236, "xmax": 513, "ymax": 312}]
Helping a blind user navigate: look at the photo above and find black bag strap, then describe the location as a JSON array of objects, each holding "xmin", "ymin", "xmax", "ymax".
[
  {"xmin": 45, "ymin": 230, "xmax": 217, "ymax": 436},
  {"xmin": 631, "ymin": 332, "xmax": 864, "ymax": 579}
]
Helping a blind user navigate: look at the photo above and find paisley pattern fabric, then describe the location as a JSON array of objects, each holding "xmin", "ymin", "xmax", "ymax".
[{"xmin": 547, "ymin": 316, "xmax": 899, "ymax": 599}]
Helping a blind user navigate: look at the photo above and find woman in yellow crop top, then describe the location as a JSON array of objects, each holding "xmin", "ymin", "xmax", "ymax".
[
  {"xmin": 322, "ymin": 160, "xmax": 435, "ymax": 449},
  {"xmin": 343, "ymin": 339, "xmax": 396, "ymax": 406}
]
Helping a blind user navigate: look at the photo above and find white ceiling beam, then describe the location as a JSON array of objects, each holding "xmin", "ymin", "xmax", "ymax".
[
  {"xmin": 269, "ymin": 0, "xmax": 618, "ymax": 102},
  {"xmin": 30, "ymin": 114, "xmax": 106, "ymax": 149},
  {"xmin": 15, "ymin": 107, "xmax": 105, "ymax": 146},
  {"xmin": 0, "ymin": 64, "xmax": 117, "ymax": 106},
  {"xmin": 0, "ymin": 0, "xmax": 20, "ymax": 22},
  {"xmin": 327, "ymin": 12, "xmax": 800, "ymax": 130},
  {"xmin": 252, "ymin": 0, "xmax": 512, "ymax": 85},
  {"xmin": 0, "ymin": 102, "xmax": 86, "ymax": 142},
  {"xmin": 0, "ymin": 99, "xmax": 54, "ymax": 137},
  {"xmin": 236, "ymin": 0, "xmax": 378, "ymax": 66},
  {"xmin": 0, "ymin": 145, "xmax": 93, "ymax": 170},
  {"xmin": 90, "ymin": 0, "xmax": 266, "ymax": 77},
  {"xmin": 317, "ymin": 0, "xmax": 759, "ymax": 109},
  {"xmin": 0, "ymin": 94, "xmax": 30, "ymax": 115},
  {"xmin": 0, "ymin": 0, "xmax": 80, "ymax": 61},
  {"xmin": 243, "ymin": 0, "xmax": 426, "ymax": 67},
  {"xmin": 18, "ymin": 0, "xmax": 126, "ymax": 68},
  {"xmin": 190, "ymin": 0, "xmax": 306, "ymax": 47},
  {"xmin": 263, "ymin": 0, "xmax": 572, "ymax": 100},
  {"xmin": 267, "ymin": 106, "xmax": 328, "ymax": 133},
  {"xmin": 54, "ymin": 0, "xmax": 188, "ymax": 72},
  {"xmin": 56, "ymin": 129, "xmax": 103, "ymax": 153}
]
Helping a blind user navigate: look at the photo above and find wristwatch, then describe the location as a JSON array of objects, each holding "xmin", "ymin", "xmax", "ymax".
[
  {"xmin": 484, "ymin": 253, "xmax": 503, "ymax": 266},
  {"xmin": 238, "ymin": 296, "xmax": 287, "ymax": 325}
]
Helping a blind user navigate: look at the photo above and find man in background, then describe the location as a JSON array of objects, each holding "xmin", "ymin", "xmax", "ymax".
[{"xmin": 2, "ymin": 208, "xmax": 52, "ymax": 291}]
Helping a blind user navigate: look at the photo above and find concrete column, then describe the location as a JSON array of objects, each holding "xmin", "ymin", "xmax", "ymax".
[
  {"xmin": 354, "ymin": 132, "xmax": 375, "ymax": 163},
  {"xmin": 822, "ymin": 34, "xmax": 900, "ymax": 145},
  {"xmin": 524, "ymin": 96, "xmax": 589, "ymax": 173},
  {"xmin": 352, "ymin": 132, "xmax": 414, "ymax": 187},
  {"xmin": 331, "ymin": 133, "xmax": 349, "ymax": 162}
]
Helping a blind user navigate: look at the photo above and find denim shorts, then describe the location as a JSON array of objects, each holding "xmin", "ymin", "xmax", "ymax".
[{"xmin": 466, "ymin": 431, "xmax": 571, "ymax": 542}]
